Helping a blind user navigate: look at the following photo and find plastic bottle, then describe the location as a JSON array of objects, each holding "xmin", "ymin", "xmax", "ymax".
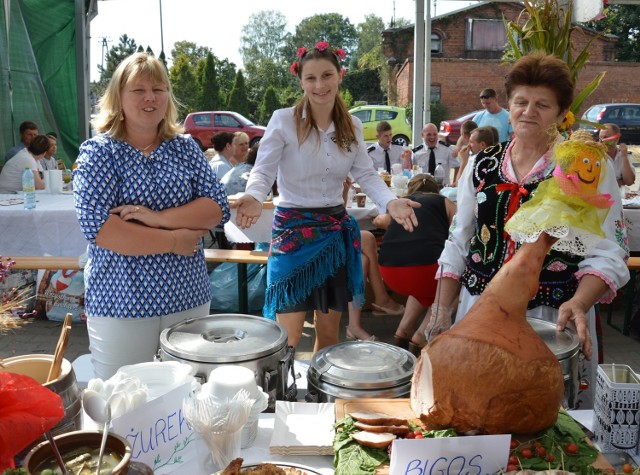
[
  {"xmin": 434, "ymin": 163, "xmax": 445, "ymax": 187},
  {"xmin": 402, "ymin": 148, "xmax": 413, "ymax": 171},
  {"xmin": 22, "ymin": 166, "xmax": 36, "ymax": 210}
]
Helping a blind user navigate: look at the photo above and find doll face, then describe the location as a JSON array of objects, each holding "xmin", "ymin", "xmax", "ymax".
[{"xmin": 566, "ymin": 146, "xmax": 603, "ymax": 193}]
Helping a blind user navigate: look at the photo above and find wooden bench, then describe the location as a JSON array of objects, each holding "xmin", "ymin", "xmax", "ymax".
[
  {"xmin": 606, "ymin": 256, "xmax": 640, "ymax": 335},
  {"xmin": 204, "ymin": 249, "xmax": 269, "ymax": 313},
  {"xmin": 10, "ymin": 249, "xmax": 269, "ymax": 314}
]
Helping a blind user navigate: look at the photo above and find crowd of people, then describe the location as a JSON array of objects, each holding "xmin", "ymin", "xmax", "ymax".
[{"xmin": 4, "ymin": 47, "xmax": 635, "ymax": 409}]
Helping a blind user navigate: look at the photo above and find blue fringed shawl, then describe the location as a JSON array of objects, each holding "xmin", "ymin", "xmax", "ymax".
[{"xmin": 263, "ymin": 207, "xmax": 364, "ymax": 320}]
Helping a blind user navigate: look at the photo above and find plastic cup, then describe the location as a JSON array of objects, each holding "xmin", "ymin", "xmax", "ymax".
[{"xmin": 356, "ymin": 193, "xmax": 367, "ymax": 208}]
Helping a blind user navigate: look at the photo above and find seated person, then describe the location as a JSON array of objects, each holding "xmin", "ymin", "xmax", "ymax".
[
  {"xmin": 0, "ymin": 135, "xmax": 49, "ymax": 193},
  {"xmin": 222, "ymin": 138, "xmax": 256, "ymax": 196},
  {"xmin": 372, "ymin": 174, "xmax": 456, "ymax": 354},
  {"xmin": 366, "ymin": 121, "xmax": 403, "ymax": 173}
]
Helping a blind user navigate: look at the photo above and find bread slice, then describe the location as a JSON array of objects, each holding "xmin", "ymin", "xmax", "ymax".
[
  {"xmin": 349, "ymin": 411, "xmax": 408, "ymax": 426},
  {"xmin": 354, "ymin": 420, "xmax": 411, "ymax": 435},
  {"xmin": 352, "ymin": 431, "xmax": 397, "ymax": 449}
]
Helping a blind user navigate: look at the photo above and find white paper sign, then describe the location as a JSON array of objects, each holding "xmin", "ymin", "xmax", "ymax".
[
  {"xmin": 111, "ymin": 382, "xmax": 211, "ymax": 474},
  {"xmin": 390, "ymin": 434, "xmax": 511, "ymax": 475}
]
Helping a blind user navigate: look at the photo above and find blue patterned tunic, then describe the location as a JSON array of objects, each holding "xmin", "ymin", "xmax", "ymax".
[{"xmin": 74, "ymin": 134, "xmax": 230, "ymax": 318}]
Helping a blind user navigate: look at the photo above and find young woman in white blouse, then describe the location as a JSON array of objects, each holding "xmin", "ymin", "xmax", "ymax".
[{"xmin": 233, "ymin": 41, "xmax": 420, "ymax": 353}]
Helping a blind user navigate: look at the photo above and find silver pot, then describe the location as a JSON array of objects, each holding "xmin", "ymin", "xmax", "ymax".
[
  {"xmin": 306, "ymin": 341, "xmax": 416, "ymax": 402},
  {"xmin": 528, "ymin": 317, "xmax": 580, "ymax": 409},
  {"xmin": 159, "ymin": 314, "xmax": 296, "ymax": 411}
]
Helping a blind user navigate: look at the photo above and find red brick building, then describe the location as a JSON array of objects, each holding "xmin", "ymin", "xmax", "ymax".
[{"xmin": 382, "ymin": 1, "xmax": 640, "ymax": 119}]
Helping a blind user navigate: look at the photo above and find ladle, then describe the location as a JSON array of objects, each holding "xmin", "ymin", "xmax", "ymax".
[
  {"xmin": 82, "ymin": 389, "xmax": 112, "ymax": 475},
  {"xmin": 43, "ymin": 431, "xmax": 72, "ymax": 475}
]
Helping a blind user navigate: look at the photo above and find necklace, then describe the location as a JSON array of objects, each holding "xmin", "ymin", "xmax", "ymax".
[{"xmin": 128, "ymin": 136, "xmax": 157, "ymax": 155}]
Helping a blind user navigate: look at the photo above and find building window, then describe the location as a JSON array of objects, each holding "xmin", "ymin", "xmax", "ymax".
[
  {"xmin": 431, "ymin": 33, "xmax": 442, "ymax": 54},
  {"xmin": 430, "ymin": 84, "xmax": 441, "ymax": 103},
  {"xmin": 465, "ymin": 19, "xmax": 507, "ymax": 51}
]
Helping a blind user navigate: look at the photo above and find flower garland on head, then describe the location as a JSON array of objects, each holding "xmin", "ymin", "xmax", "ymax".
[{"xmin": 290, "ymin": 41, "xmax": 347, "ymax": 77}]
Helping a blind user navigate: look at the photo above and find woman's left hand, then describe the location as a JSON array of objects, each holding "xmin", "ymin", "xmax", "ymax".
[
  {"xmin": 386, "ymin": 198, "xmax": 421, "ymax": 232},
  {"xmin": 557, "ymin": 298, "xmax": 592, "ymax": 361},
  {"xmin": 111, "ymin": 204, "xmax": 163, "ymax": 228}
]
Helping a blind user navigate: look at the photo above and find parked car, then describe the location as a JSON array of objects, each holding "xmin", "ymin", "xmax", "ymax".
[
  {"xmin": 184, "ymin": 111, "xmax": 266, "ymax": 150},
  {"xmin": 581, "ymin": 103, "xmax": 640, "ymax": 145},
  {"xmin": 438, "ymin": 110, "xmax": 483, "ymax": 146},
  {"xmin": 349, "ymin": 105, "xmax": 412, "ymax": 146}
]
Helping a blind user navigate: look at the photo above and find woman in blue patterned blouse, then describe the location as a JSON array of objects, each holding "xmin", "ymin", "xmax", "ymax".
[{"xmin": 74, "ymin": 53, "xmax": 230, "ymax": 379}]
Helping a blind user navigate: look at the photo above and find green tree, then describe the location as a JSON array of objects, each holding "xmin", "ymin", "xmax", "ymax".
[
  {"xmin": 97, "ymin": 34, "xmax": 138, "ymax": 86},
  {"xmin": 352, "ymin": 14, "xmax": 385, "ymax": 69},
  {"xmin": 259, "ymin": 85, "xmax": 280, "ymax": 125},
  {"xmin": 198, "ymin": 52, "xmax": 221, "ymax": 111},
  {"xmin": 169, "ymin": 55, "xmax": 198, "ymax": 118},
  {"xmin": 341, "ymin": 89, "xmax": 354, "ymax": 109},
  {"xmin": 227, "ymin": 70, "xmax": 250, "ymax": 117},
  {"xmin": 240, "ymin": 10, "xmax": 292, "ymax": 120},
  {"xmin": 216, "ymin": 58, "xmax": 238, "ymax": 106},
  {"xmin": 286, "ymin": 13, "xmax": 358, "ymax": 66},
  {"xmin": 240, "ymin": 10, "xmax": 289, "ymax": 64},
  {"xmin": 170, "ymin": 41, "xmax": 211, "ymax": 65},
  {"xmin": 585, "ymin": 5, "xmax": 640, "ymax": 62}
]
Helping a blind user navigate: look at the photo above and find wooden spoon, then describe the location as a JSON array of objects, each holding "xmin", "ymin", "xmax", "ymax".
[{"xmin": 47, "ymin": 312, "xmax": 73, "ymax": 383}]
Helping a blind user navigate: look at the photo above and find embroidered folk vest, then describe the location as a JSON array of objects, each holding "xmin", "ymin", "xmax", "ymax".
[{"xmin": 460, "ymin": 143, "xmax": 580, "ymax": 309}]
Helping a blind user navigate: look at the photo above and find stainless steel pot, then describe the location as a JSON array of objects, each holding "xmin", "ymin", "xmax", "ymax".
[
  {"xmin": 528, "ymin": 317, "xmax": 580, "ymax": 409},
  {"xmin": 306, "ymin": 341, "xmax": 416, "ymax": 402},
  {"xmin": 159, "ymin": 314, "xmax": 296, "ymax": 411}
]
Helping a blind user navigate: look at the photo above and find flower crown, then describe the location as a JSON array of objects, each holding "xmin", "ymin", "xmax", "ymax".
[{"xmin": 289, "ymin": 41, "xmax": 346, "ymax": 76}]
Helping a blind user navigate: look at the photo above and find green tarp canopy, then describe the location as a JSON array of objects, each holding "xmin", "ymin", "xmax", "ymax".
[{"xmin": 1, "ymin": 0, "xmax": 93, "ymax": 166}]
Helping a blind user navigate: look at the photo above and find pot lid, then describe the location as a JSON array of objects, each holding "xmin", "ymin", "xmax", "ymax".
[
  {"xmin": 160, "ymin": 314, "xmax": 287, "ymax": 363},
  {"xmin": 308, "ymin": 341, "xmax": 416, "ymax": 389},
  {"xmin": 527, "ymin": 317, "xmax": 579, "ymax": 360}
]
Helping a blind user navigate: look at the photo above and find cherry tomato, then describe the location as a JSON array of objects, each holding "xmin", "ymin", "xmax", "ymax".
[
  {"xmin": 545, "ymin": 454, "xmax": 556, "ymax": 463},
  {"xmin": 622, "ymin": 463, "xmax": 634, "ymax": 474},
  {"xmin": 521, "ymin": 448, "xmax": 533, "ymax": 459},
  {"xmin": 414, "ymin": 429, "xmax": 423, "ymax": 436},
  {"xmin": 508, "ymin": 456, "xmax": 519, "ymax": 465},
  {"xmin": 405, "ymin": 432, "xmax": 415, "ymax": 439},
  {"xmin": 565, "ymin": 442, "xmax": 579, "ymax": 455},
  {"xmin": 506, "ymin": 464, "xmax": 518, "ymax": 472},
  {"xmin": 536, "ymin": 447, "xmax": 546, "ymax": 457},
  {"xmin": 414, "ymin": 433, "xmax": 424, "ymax": 439},
  {"xmin": 510, "ymin": 439, "xmax": 519, "ymax": 450}
]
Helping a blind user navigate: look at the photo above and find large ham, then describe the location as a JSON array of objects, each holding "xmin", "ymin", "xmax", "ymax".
[{"xmin": 411, "ymin": 233, "xmax": 564, "ymax": 435}]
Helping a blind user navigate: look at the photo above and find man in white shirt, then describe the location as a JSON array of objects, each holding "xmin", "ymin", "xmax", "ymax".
[
  {"xmin": 599, "ymin": 123, "xmax": 635, "ymax": 187},
  {"xmin": 454, "ymin": 126, "xmax": 498, "ymax": 185},
  {"xmin": 412, "ymin": 123, "xmax": 458, "ymax": 186},
  {"xmin": 472, "ymin": 88, "xmax": 512, "ymax": 142},
  {"xmin": 366, "ymin": 121, "xmax": 404, "ymax": 173}
]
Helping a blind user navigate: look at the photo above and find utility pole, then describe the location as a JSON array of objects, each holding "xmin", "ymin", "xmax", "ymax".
[
  {"xmin": 99, "ymin": 36, "xmax": 111, "ymax": 73},
  {"xmin": 159, "ymin": 0, "xmax": 165, "ymax": 57}
]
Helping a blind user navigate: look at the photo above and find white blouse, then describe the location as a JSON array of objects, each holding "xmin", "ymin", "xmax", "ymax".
[{"xmin": 245, "ymin": 107, "xmax": 397, "ymax": 214}]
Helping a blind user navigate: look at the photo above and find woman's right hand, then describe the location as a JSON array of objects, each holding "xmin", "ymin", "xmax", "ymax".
[{"xmin": 232, "ymin": 194, "xmax": 263, "ymax": 229}]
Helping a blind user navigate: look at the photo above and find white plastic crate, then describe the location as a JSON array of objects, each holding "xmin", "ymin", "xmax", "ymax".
[{"xmin": 592, "ymin": 364, "xmax": 640, "ymax": 455}]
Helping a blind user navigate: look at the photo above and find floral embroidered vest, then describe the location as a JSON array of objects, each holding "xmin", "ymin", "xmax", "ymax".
[{"xmin": 460, "ymin": 143, "xmax": 580, "ymax": 309}]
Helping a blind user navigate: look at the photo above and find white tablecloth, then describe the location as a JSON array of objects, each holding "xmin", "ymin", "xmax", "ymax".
[
  {"xmin": 623, "ymin": 207, "xmax": 640, "ymax": 253},
  {"xmin": 224, "ymin": 203, "xmax": 380, "ymax": 244},
  {"xmin": 0, "ymin": 192, "xmax": 87, "ymax": 257}
]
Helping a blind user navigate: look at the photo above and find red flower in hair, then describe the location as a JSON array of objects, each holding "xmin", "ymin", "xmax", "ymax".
[
  {"xmin": 315, "ymin": 41, "xmax": 330, "ymax": 52},
  {"xmin": 290, "ymin": 61, "xmax": 300, "ymax": 76},
  {"xmin": 296, "ymin": 47, "xmax": 307, "ymax": 59},
  {"xmin": 334, "ymin": 48, "xmax": 346, "ymax": 60}
]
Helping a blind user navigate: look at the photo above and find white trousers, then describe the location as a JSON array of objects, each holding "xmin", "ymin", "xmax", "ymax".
[{"xmin": 87, "ymin": 302, "xmax": 210, "ymax": 380}]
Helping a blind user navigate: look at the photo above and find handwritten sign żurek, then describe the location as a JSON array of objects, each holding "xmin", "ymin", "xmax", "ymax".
[
  {"xmin": 111, "ymin": 381, "xmax": 210, "ymax": 474},
  {"xmin": 390, "ymin": 434, "xmax": 511, "ymax": 475}
]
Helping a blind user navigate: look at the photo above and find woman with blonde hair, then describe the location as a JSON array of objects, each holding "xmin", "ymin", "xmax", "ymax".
[
  {"xmin": 233, "ymin": 41, "xmax": 420, "ymax": 352},
  {"xmin": 74, "ymin": 52, "xmax": 229, "ymax": 378}
]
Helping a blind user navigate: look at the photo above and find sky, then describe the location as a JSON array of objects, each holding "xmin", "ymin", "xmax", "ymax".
[{"xmin": 89, "ymin": 0, "xmax": 474, "ymax": 82}]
